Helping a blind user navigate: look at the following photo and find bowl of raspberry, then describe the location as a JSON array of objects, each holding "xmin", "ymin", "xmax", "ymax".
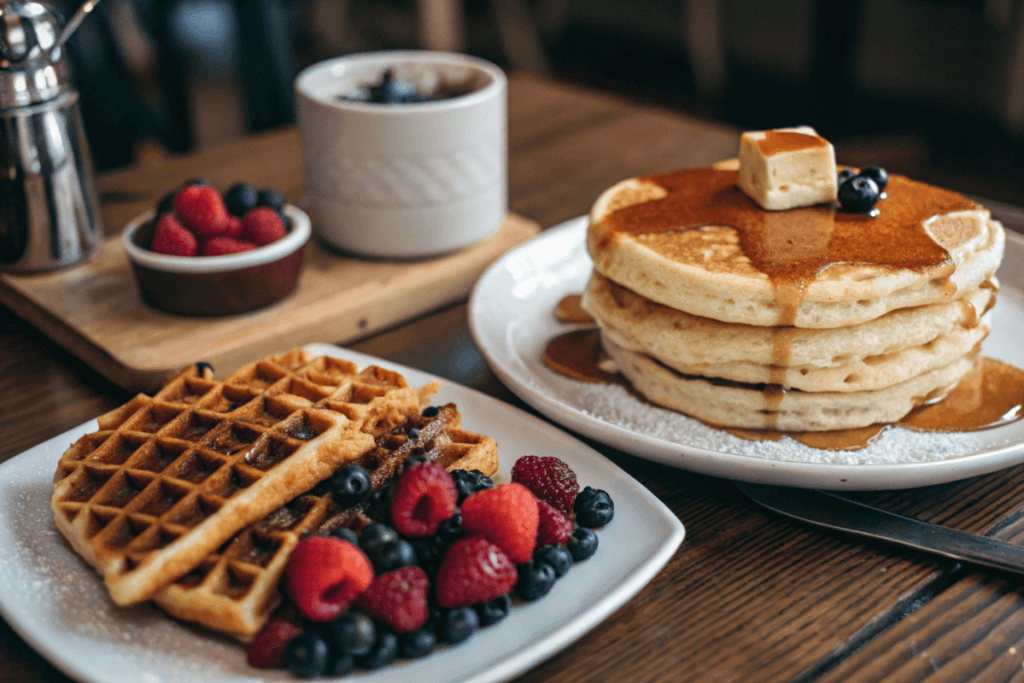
[{"xmin": 121, "ymin": 181, "xmax": 311, "ymax": 316}]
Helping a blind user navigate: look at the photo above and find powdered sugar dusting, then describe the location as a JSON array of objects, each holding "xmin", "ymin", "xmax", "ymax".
[{"xmin": 557, "ymin": 377, "xmax": 990, "ymax": 465}]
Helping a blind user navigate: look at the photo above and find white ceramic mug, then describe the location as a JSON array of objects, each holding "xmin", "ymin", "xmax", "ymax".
[{"xmin": 295, "ymin": 51, "xmax": 508, "ymax": 258}]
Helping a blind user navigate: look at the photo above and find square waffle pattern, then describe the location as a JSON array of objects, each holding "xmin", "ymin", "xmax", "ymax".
[
  {"xmin": 51, "ymin": 349, "xmax": 428, "ymax": 606},
  {"xmin": 153, "ymin": 404, "xmax": 499, "ymax": 638}
]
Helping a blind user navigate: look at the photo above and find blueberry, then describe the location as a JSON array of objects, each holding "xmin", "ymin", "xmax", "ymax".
[
  {"xmin": 440, "ymin": 606, "xmax": 479, "ymax": 644},
  {"xmin": 475, "ymin": 595, "xmax": 511, "ymax": 626},
  {"xmin": 368, "ymin": 538, "xmax": 418, "ymax": 573},
  {"xmin": 326, "ymin": 611, "xmax": 376, "ymax": 656},
  {"xmin": 424, "ymin": 606, "xmax": 443, "ymax": 634},
  {"xmin": 257, "ymin": 188, "xmax": 285, "ymax": 212},
  {"xmin": 155, "ymin": 191, "xmax": 176, "ymax": 216},
  {"xmin": 194, "ymin": 361, "xmax": 214, "ymax": 376},
  {"xmin": 332, "ymin": 464, "xmax": 372, "ymax": 507},
  {"xmin": 224, "ymin": 182, "xmax": 258, "ymax": 217},
  {"xmin": 435, "ymin": 511, "xmax": 463, "ymax": 546},
  {"xmin": 408, "ymin": 428, "xmax": 420, "ymax": 440},
  {"xmin": 516, "ymin": 560, "xmax": 556, "ymax": 600},
  {"xmin": 837, "ymin": 176, "xmax": 880, "ymax": 213},
  {"xmin": 279, "ymin": 210, "xmax": 292, "ymax": 232},
  {"xmin": 327, "ymin": 651, "xmax": 355, "ymax": 676},
  {"xmin": 535, "ymin": 544, "xmax": 573, "ymax": 577},
  {"xmin": 837, "ymin": 168, "xmax": 857, "ymax": 184},
  {"xmin": 283, "ymin": 630, "xmax": 330, "ymax": 678},
  {"xmin": 574, "ymin": 487, "xmax": 614, "ymax": 527},
  {"xmin": 370, "ymin": 70, "xmax": 418, "ymax": 104},
  {"xmin": 567, "ymin": 525, "xmax": 598, "ymax": 561},
  {"xmin": 359, "ymin": 522, "xmax": 399, "ymax": 554},
  {"xmin": 422, "ymin": 406, "xmax": 440, "ymax": 417},
  {"xmin": 411, "ymin": 537, "xmax": 440, "ymax": 574},
  {"xmin": 329, "ymin": 527, "xmax": 360, "ymax": 546},
  {"xmin": 399, "ymin": 629, "xmax": 437, "ymax": 658},
  {"xmin": 357, "ymin": 630, "xmax": 399, "ymax": 669},
  {"xmin": 859, "ymin": 166, "xmax": 888, "ymax": 192},
  {"xmin": 450, "ymin": 469, "xmax": 495, "ymax": 504}
]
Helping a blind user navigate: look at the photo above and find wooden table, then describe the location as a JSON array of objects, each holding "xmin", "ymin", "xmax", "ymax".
[{"xmin": 3, "ymin": 72, "xmax": 1024, "ymax": 683}]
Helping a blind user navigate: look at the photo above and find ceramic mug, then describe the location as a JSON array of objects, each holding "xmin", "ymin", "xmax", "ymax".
[{"xmin": 295, "ymin": 51, "xmax": 507, "ymax": 258}]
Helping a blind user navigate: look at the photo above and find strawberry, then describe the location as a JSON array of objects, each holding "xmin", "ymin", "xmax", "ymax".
[
  {"xmin": 357, "ymin": 566, "xmax": 429, "ymax": 633},
  {"xmin": 536, "ymin": 499, "xmax": 573, "ymax": 546},
  {"xmin": 174, "ymin": 184, "xmax": 230, "ymax": 237},
  {"xmin": 460, "ymin": 483, "xmax": 539, "ymax": 563},
  {"xmin": 435, "ymin": 535, "xmax": 517, "ymax": 608},
  {"xmin": 242, "ymin": 207, "xmax": 287, "ymax": 246},
  {"xmin": 223, "ymin": 214, "xmax": 244, "ymax": 239},
  {"xmin": 150, "ymin": 214, "xmax": 198, "ymax": 256},
  {"xmin": 285, "ymin": 536, "xmax": 373, "ymax": 622},
  {"xmin": 247, "ymin": 619, "xmax": 303, "ymax": 668},
  {"xmin": 511, "ymin": 455, "xmax": 579, "ymax": 514},
  {"xmin": 201, "ymin": 236, "xmax": 257, "ymax": 256},
  {"xmin": 390, "ymin": 461, "xmax": 457, "ymax": 537}
]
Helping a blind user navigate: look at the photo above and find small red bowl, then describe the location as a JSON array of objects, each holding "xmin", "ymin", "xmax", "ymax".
[{"xmin": 121, "ymin": 206, "xmax": 311, "ymax": 316}]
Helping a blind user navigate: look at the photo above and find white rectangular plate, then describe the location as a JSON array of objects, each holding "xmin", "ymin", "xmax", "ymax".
[{"xmin": 0, "ymin": 343, "xmax": 683, "ymax": 683}]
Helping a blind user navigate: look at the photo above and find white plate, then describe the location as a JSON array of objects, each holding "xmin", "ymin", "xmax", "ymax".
[
  {"xmin": 469, "ymin": 215, "xmax": 1024, "ymax": 490},
  {"xmin": 0, "ymin": 343, "xmax": 684, "ymax": 683}
]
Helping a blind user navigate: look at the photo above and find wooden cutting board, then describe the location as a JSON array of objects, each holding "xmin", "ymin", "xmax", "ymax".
[{"xmin": 0, "ymin": 213, "xmax": 539, "ymax": 392}]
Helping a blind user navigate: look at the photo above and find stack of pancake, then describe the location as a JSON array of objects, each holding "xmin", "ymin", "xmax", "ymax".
[{"xmin": 581, "ymin": 162, "xmax": 1005, "ymax": 432}]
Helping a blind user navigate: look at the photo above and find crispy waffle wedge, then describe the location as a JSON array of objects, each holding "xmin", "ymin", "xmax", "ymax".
[
  {"xmin": 152, "ymin": 404, "xmax": 498, "ymax": 638},
  {"xmin": 52, "ymin": 349, "xmax": 433, "ymax": 606}
]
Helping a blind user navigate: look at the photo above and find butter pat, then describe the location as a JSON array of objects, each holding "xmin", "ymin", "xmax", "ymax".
[{"xmin": 738, "ymin": 126, "xmax": 837, "ymax": 210}]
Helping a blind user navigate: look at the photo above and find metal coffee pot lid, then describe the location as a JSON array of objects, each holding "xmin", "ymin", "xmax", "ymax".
[{"xmin": 0, "ymin": 1, "xmax": 72, "ymax": 108}]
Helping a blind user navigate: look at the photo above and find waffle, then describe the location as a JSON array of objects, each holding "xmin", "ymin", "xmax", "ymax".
[
  {"xmin": 52, "ymin": 349, "xmax": 432, "ymax": 606},
  {"xmin": 152, "ymin": 403, "xmax": 499, "ymax": 638}
]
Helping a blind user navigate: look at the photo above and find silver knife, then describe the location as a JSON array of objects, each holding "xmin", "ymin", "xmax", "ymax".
[{"xmin": 736, "ymin": 482, "xmax": 1024, "ymax": 577}]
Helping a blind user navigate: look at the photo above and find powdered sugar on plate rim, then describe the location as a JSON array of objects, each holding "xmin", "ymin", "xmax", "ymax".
[{"xmin": 468, "ymin": 215, "xmax": 1024, "ymax": 490}]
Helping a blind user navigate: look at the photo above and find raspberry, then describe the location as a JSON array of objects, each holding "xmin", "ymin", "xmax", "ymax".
[
  {"xmin": 460, "ymin": 483, "xmax": 539, "ymax": 563},
  {"xmin": 223, "ymin": 214, "xmax": 244, "ymax": 239},
  {"xmin": 435, "ymin": 535, "xmax": 517, "ymax": 607},
  {"xmin": 389, "ymin": 461, "xmax": 457, "ymax": 537},
  {"xmin": 285, "ymin": 536, "xmax": 373, "ymax": 621},
  {"xmin": 242, "ymin": 206, "xmax": 287, "ymax": 246},
  {"xmin": 511, "ymin": 455, "xmax": 579, "ymax": 514},
  {"xmin": 173, "ymin": 184, "xmax": 230, "ymax": 237},
  {"xmin": 357, "ymin": 566, "xmax": 429, "ymax": 633},
  {"xmin": 247, "ymin": 619, "xmax": 303, "ymax": 668},
  {"xmin": 201, "ymin": 236, "xmax": 257, "ymax": 256},
  {"xmin": 536, "ymin": 499, "xmax": 573, "ymax": 546},
  {"xmin": 150, "ymin": 214, "xmax": 197, "ymax": 256}
]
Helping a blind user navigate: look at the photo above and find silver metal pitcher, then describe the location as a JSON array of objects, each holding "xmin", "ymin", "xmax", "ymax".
[{"xmin": 0, "ymin": 0, "xmax": 103, "ymax": 272}]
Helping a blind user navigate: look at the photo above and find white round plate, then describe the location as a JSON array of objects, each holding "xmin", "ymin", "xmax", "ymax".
[
  {"xmin": 469, "ymin": 215, "xmax": 1024, "ymax": 490},
  {"xmin": 0, "ymin": 344, "xmax": 683, "ymax": 683}
]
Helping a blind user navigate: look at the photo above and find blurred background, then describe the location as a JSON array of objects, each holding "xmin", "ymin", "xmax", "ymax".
[{"xmin": 59, "ymin": 0, "xmax": 1024, "ymax": 206}]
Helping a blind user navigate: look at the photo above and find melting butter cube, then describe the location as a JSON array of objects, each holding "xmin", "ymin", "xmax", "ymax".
[{"xmin": 738, "ymin": 126, "xmax": 837, "ymax": 210}]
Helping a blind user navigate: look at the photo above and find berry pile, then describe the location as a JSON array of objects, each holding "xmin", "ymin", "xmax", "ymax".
[
  {"xmin": 836, "ymin": 166, "xmax": 888, "ymax": 214},
  {"xmin": 149, "ymin": 180, "xmax": 291, "ymax": 257},
  {"xmin": 249, "ymin": 450, "xmax": 614, "ymax": 678}
]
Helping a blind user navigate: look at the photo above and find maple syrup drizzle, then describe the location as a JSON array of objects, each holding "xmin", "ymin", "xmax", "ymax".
[
  {"xmin": 542, "ymin": 329, "xmax": 1024, "ymax": 450},
  {"xmin": 555, "ymin": 295, "xmax": 595, "ymax": 324},
  {"xmin": 756, "ymin": 130, "xmax": 828, "ymax": 156},
  {"xmin": 603, "ymin": 168, "xmax": 978, "ymax": 428}
]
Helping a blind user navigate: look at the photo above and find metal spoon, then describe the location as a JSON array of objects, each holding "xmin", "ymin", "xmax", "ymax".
[{"xmin": 49, "ymin": 0, "xmax": 102, "ymax": 61}]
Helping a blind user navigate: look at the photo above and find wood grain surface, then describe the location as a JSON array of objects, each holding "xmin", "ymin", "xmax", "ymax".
[{"xmin": 3, "ymin": 72, "xmax": 1024, "ymax": 683}]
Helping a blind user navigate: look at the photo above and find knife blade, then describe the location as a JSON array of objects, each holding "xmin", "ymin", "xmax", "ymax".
[{"xmin": 736, "ymin": 482, "xmax": 1024, "ymax": 577}]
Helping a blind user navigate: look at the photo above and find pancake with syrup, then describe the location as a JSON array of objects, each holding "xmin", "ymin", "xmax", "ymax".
[
  {"xmin": 580, "ymin": 136, "xmax": 1006, "ymax": 432},
  {"xmin": 586, "ymin": 170, "xmax": 1003, "ymax": 329},
  {"xmin": 584, "ymin": 272, "xmax": 995, "ymax": 393}
]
